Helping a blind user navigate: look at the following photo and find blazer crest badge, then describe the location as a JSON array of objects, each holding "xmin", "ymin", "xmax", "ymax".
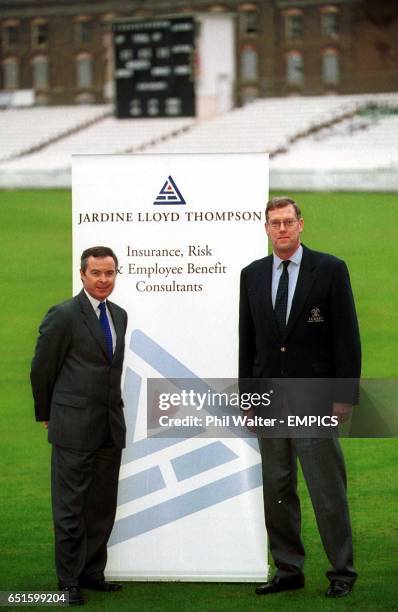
[{"xmin": 307, "ymin": 306, "xmax": 324, "ymax": 323}]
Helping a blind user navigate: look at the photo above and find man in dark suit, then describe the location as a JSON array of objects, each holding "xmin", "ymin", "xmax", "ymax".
[
  {"xmin": 239, "ymin": 197, "xmax": 361, "ymax": 599},
  {"xmin": 31, "ymin": 246, "xmax": 127, "ymax": 605}
]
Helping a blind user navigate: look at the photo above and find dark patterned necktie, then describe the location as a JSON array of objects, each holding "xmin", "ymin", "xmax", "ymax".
[
  {"xmin": 274, "ymin": 260, "xmax": 291, "ymax": 331},
  {"xmin": 98, "ymin": 302, "xmax": 113, "ymax": 361}
]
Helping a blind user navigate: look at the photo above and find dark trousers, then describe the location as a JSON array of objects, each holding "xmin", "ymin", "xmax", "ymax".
[
  {"xmin": 258, "ymin": 437, "xmax": 357, "ymax": 584},
  {"xmin": 51, "ymin": 441, "xmax": 121, "ymax": 587}
]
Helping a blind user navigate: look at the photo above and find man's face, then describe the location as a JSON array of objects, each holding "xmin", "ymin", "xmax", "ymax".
[
  {"xmin": 266, "ymin": 204, "xmax": 303, "ymax": 258},
  {"xmin": 80, "ymin": 256, "xmax": 116, "ymax": 301}
]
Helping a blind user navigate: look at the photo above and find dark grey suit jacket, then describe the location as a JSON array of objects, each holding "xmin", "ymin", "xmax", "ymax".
[
  {"xmin": 31, "ymin": 290, "xmax": 127, "ymax": 450},
  {"xmin": 239, "ymin": 245, "xmax": 361, "ymax": 405}
]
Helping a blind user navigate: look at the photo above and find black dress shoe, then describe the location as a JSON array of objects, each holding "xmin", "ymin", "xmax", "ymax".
[
  {"xmin": 326, "ymin": 580, "xmax": 352, "ymax": 598},
  {"xmin": 79, "ymin": 578, "xmax": 122, "ymax": 592},
  {"xmin": 255, "ymin": 575, "xmax": 305, "ymax": 595},
  {"xmin": 58, "ymin": 586, "xmax": 84, "ymax": 606}
]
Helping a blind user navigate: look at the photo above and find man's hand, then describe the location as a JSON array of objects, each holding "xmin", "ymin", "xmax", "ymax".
[
  {"xmin": 332, "ymin": 403, "xmax": 353, "ymax": 424},
  {"xmin": 43, "ymin": 421, "xmax": 49, "ymax": 430}
]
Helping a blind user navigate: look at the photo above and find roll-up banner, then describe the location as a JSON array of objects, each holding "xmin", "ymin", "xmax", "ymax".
[{"xmin": 72, "ymin": 153, "xmax": 269, "ymax": 581}]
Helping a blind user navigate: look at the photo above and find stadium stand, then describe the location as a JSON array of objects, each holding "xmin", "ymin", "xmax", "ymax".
[
  {"xmin": 0, "ymin": 90, "xmax": 35, "ymax": 109},
  {"xmin": 1, "ymin": 93, "xmax": 397, "ymax": 190},
  {"xmin": 0, "ymin": 105, "xmax": 111, "ymax": 162},
  {"xmin": 143, "ymin": 93, "xmax": 398, "ymax": 156},
  {"xmin": 4, "ymin": 115, "xmax": 193, "ymax": 168},
  {"xmin": 271, "ymin": 115, "xmax": 398, "ymax": 170}
]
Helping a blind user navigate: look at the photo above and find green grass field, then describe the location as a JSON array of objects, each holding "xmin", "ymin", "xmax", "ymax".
[{"xmin": 0, "ymin": 190, "xmax": 397, "ymax": 611}]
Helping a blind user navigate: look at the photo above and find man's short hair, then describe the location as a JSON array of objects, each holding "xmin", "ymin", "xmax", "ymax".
[
  {"xmin": 80, "ymin": 246, "xmax": 118, "ymax": 273},
  {"xmin": 265, "ymin": 196, "xmax": 302, "ymax": 221}
]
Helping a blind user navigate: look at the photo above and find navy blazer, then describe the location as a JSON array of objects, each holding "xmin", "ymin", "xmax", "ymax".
[
  {"xmin": 31, "ymin": 290, "xmax": 127, "ymax": 450},
  {"xmin": 239, "ymin": 245, "xmax": 361, "ymax": 404}
]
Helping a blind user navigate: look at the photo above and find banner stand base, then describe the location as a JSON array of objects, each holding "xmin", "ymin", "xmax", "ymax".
[{"xmin": 106, "ymin": 567, "xmax": 271, "ymax": 582}]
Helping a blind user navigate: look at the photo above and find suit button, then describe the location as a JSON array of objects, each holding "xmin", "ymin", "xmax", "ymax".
[{"xmin": 280, "ymin": 346, "xmax": 286, "ymax": 352}]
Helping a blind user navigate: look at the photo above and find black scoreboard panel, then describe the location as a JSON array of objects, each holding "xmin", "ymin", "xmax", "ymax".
[{"xmin": 113, "ymin": 17, "xmax": 195, "ymax": 118}]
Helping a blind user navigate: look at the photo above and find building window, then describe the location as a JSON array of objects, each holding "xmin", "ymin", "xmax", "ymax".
[
  {"xmin": 75, "ymin": 18, "xmax": 92, "ymax": 45},
  {"xmin": 240, "ymin": 45, "xmax": 258, "ymax": 80},
  {"xmin": 284, "ymin": 10, "xmax": 303, "ymax": 39},
  {"xmin": 321, "ymin": 7, "xmax": 339, "ymax": 37},
  {"xmin": 240, "ymin": 11, "xmax": 258, "ymax": 35},
  {"xmin": 2, "ymin": 57, "xmax": 19, "ymax": 89},
  {"xmin": 286, "ymin": 51, "xmax": 303, "ymax": 86},
  {"xmin": 76, "ymin": 54, "xmax": 93, "ymax": 88},
  {"xmin": 323, "ymin": 49, "xmax": 339, "ymax": 85},
  {"xmin": 32, "ymin": 20, "xmax": 48, "ymax": 47},
  {"xmin": 32, "ymin": 56, "xmax": 49, "ymax": 90},
  {"xmin": 2, "ymin": 22, "xmax": 19, "ymax": 48}
]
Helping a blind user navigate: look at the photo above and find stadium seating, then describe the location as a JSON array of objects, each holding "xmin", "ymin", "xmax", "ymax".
[
  {"xmin": 143, "ymin": 93, "xmax": 398, "ymax": 156},
  {"xmin": 0, "ymin": 105, "xmax": 110, "ymax": 162},
  {"xmin": 0, "ymin": 115, "xmax": 194, "ymax": 171},
  {"xmin": 270, "ymin": 114, "xmax": 398, "ymax": 170},
  {"xmin": 1, "ymin": 93, "xmax": 397, "ymax": 189}
]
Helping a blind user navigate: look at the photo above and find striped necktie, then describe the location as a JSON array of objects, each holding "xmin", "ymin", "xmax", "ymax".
[{"xmin": 98, "ymin": 302, "xmax": 113, "ymax": 361}]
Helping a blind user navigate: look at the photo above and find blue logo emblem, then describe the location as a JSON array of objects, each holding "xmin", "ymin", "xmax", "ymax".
[
  {"xmin": 153, "ymin": 175, "xmax": 186, "ymax": 205},
  {"xmin": 109, "ymin": 330, "xmax": 262, "ymax": 546}
]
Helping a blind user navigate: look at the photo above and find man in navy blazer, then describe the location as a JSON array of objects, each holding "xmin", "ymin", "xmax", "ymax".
[
  {"xmin": 31, "ymin": 246, "xmax": 127, "ymax": 605},
  {"xmin": 239, "ymin": 197, "xmax": 361, "ymax": 599}
]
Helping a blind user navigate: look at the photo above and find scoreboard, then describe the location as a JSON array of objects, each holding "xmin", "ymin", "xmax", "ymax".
[{"xmin": 113, "ymin": 16, "xmax": 195, "ymax": 118}]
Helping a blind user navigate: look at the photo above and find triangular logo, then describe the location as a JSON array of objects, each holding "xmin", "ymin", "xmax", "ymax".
[
  {"xmin": 153, "ymin": 175, "xmax": 186, "ymax": 205},
  {"xmin": 108, "ymin": 329, "xmax": 262, "ymax": 545}
]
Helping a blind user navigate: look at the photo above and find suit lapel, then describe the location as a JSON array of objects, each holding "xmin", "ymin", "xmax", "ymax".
[
  {"xmin": 78, "ymin": 290, "xmax": 109, "ymax": 361},
  {"xmin": 257, "ymin": 257, "xmax": 281, "ymax": 343},
  {"xmin": 107, "ymin": 300, "xmax": 124, "ymax": 360},
  {"xmin": 285, "ymin": 246, "xmax": 317, "ymax": 338}
]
